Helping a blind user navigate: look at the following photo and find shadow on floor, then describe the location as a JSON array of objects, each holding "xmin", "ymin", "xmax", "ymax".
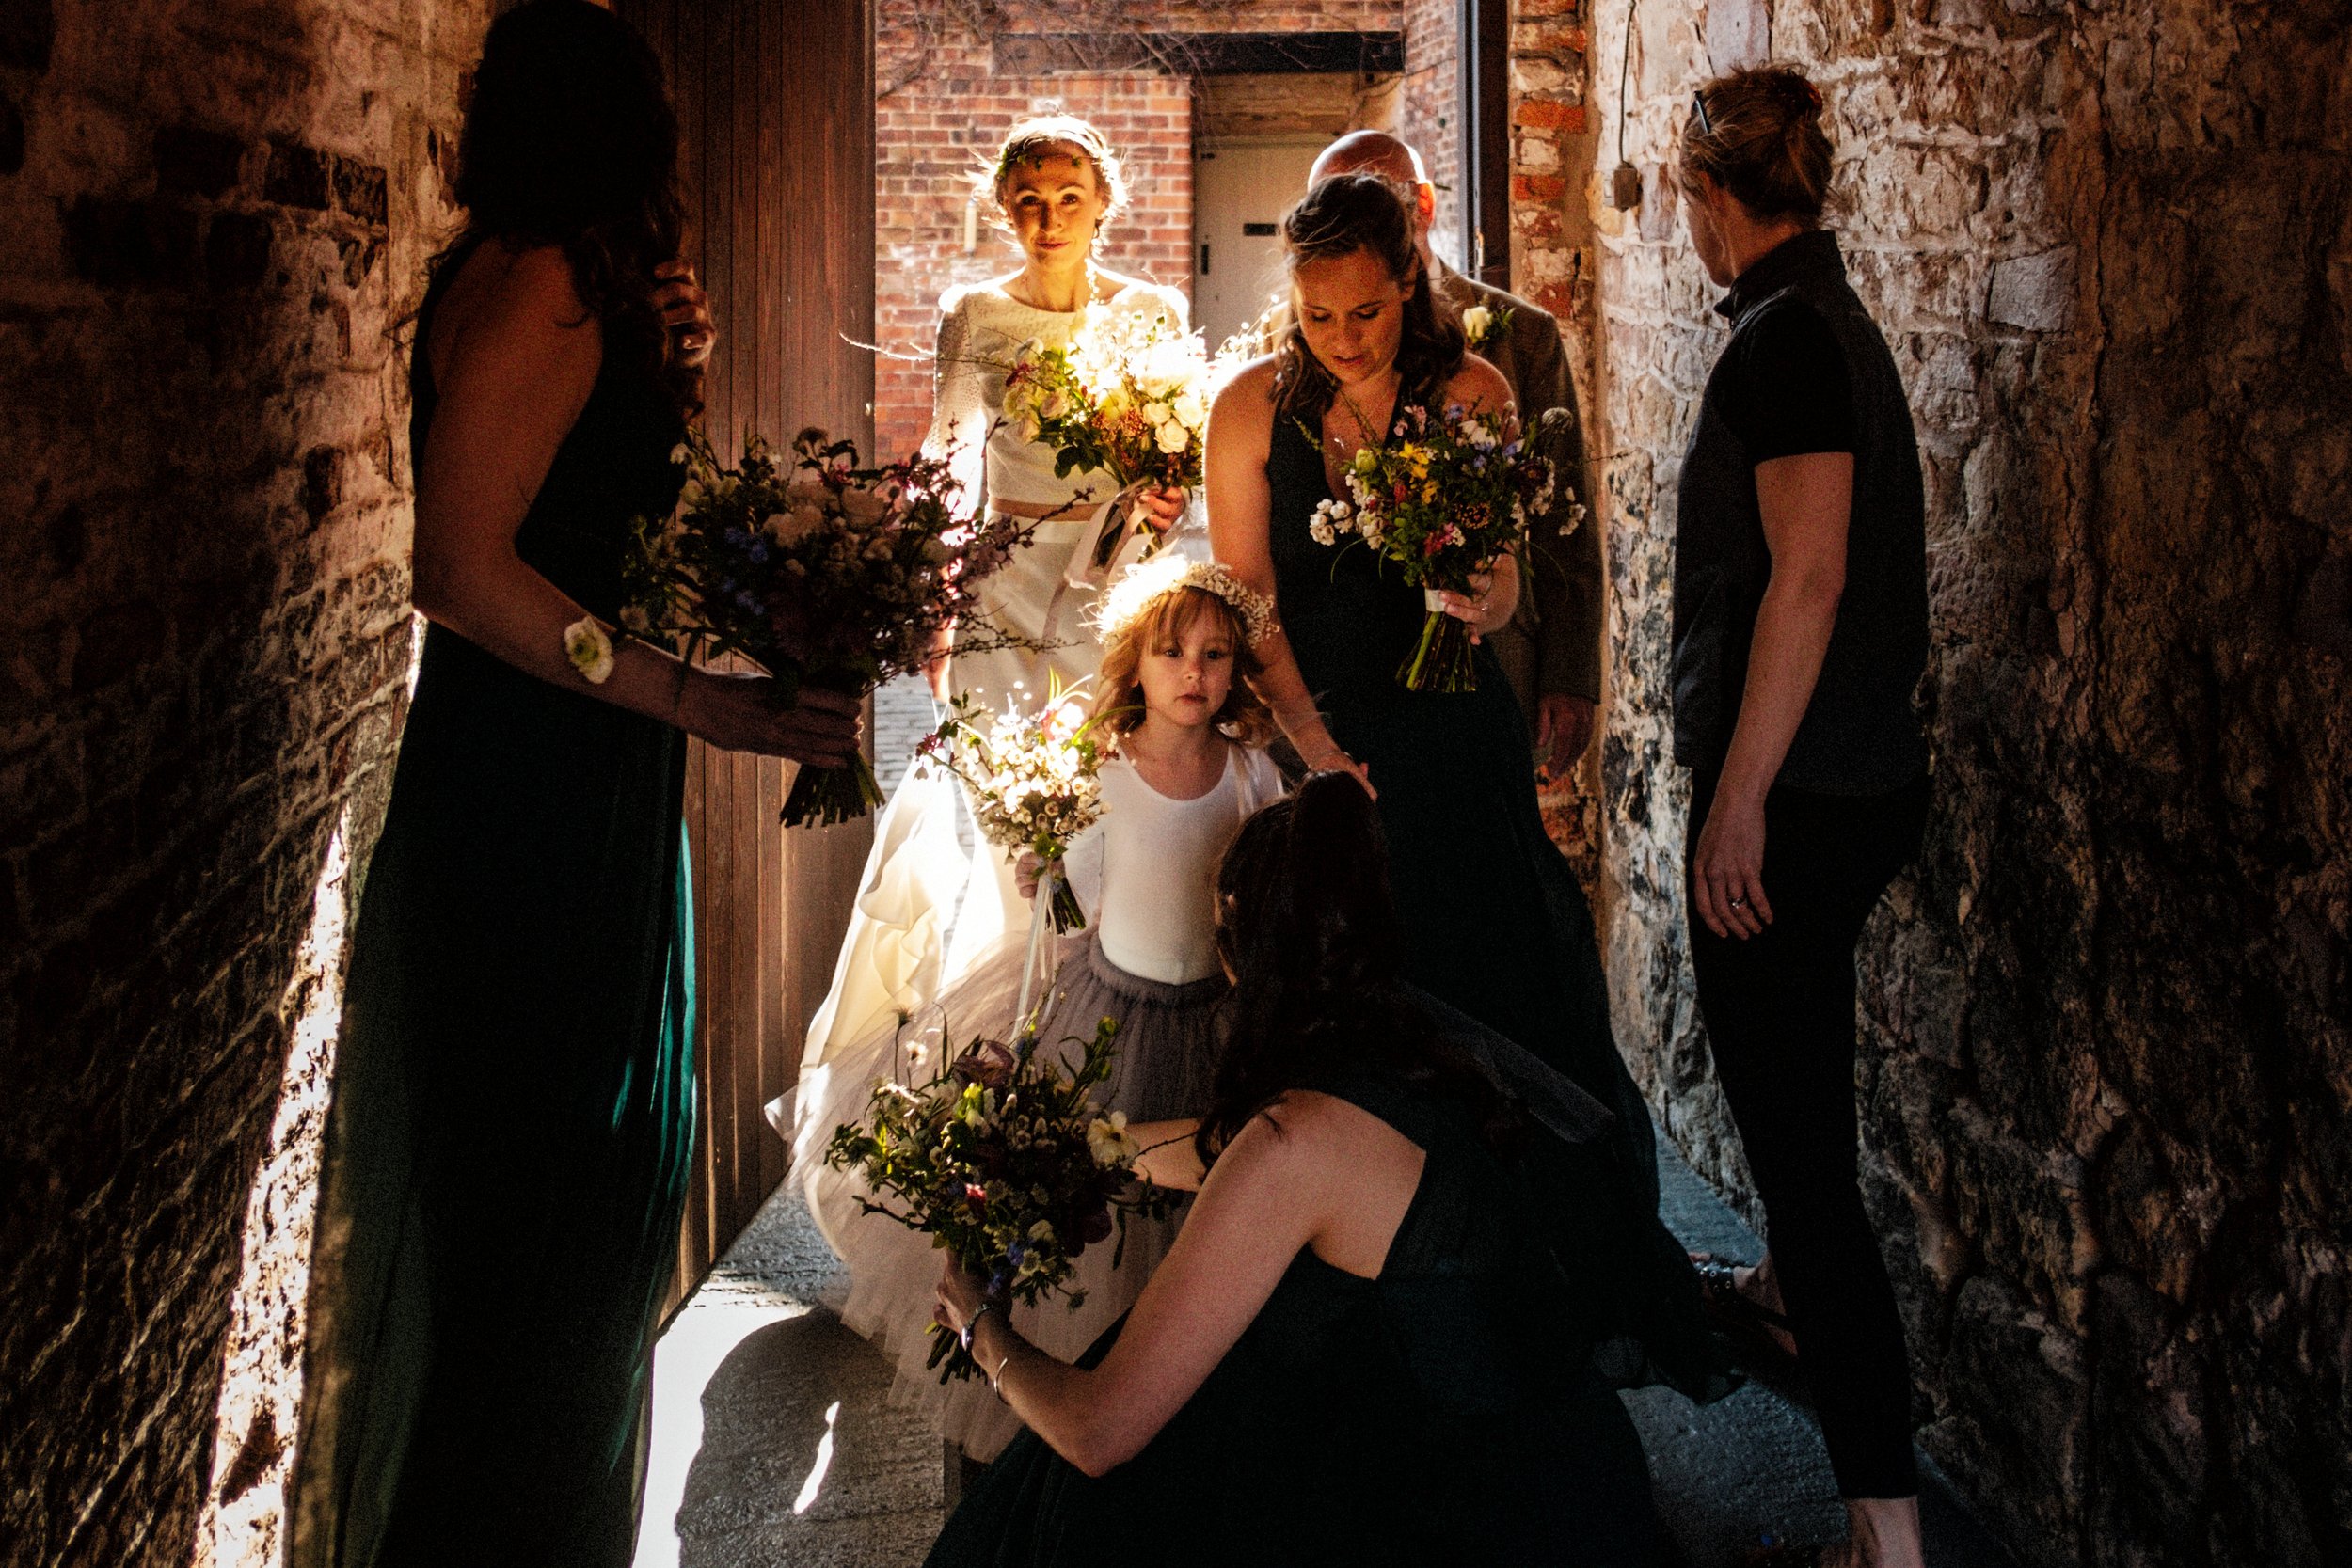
[{"xmin": 640, "ymin": 1132, "xmax": 2021, "ymax": 1568}]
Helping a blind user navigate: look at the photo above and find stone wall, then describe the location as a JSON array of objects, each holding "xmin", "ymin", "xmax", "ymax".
[
  {"xmin": 0, "ymin": 1, "xmax": 491, "ymax": 1562},
  {"xmin": 1583, "ymin": 2, "xmax": 2352, "ymax": 1564},
  {"xmin": 872, "ymin": 0, "xmax": 1405, "ymax": 462}
]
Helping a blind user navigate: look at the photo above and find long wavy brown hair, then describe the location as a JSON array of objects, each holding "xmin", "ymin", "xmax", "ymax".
[
  {"xmin": 1269, "ymin": 172, "xmax": 1465, "ymax": 429},
  {"xmin": 1198, "ymin": 773, "xmax": 1526, "ymax": 1168},
  {"xmin": 427, "ymin": 0, "xmax": 700, "ymax": 418}
]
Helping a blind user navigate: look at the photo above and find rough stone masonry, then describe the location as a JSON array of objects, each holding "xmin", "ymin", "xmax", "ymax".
[
  {"xmin": 0, "ymin": 1, "xmax": 492, "ymax": 1563},
  {"xmin": 1586, "ymin": 2, "xmax": 2351, "ymax": 1565}
]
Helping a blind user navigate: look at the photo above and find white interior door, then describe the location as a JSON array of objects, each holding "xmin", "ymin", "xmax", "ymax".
[{"xmin": 1192, "ymin": 137, "xmax": 1325, "ymax": 355}]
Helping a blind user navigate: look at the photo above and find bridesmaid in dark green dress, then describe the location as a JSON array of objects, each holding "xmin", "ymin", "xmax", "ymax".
[
  {"xmin": 289, "ymin": 7, "xmax": 860, "ymax": 1565},
  {"xmin": 1208, "ymin": 172, "xmax": 1656, "ymax": 1196},
  {"xmin": 925, "ymin": 777, "xmax": 1725, "ymax": 1566}
]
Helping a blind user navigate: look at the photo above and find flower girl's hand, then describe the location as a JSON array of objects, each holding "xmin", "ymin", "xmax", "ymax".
[
  {"xmin": 679, "ymin": 669, "xmax": 863, "ymax": 766},
  {"xmin": 1014, "ymin": 850, "xmax": 1044, "ymax": 901}
]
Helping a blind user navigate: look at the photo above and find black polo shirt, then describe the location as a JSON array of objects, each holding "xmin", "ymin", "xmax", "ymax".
[{"xmin": 1672, "ymin": 230, "xmax": 1929, "ymax": 796}]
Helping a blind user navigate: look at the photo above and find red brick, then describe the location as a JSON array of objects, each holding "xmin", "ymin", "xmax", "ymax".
[{"xmin": 1513, "ymin": 99, "xmax": 1588, "ymax": 133}]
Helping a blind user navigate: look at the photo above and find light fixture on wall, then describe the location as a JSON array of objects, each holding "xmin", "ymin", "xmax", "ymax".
[{"xmin": 1611, "ymin": 0, "xmax": 1641, "ymax": 210}]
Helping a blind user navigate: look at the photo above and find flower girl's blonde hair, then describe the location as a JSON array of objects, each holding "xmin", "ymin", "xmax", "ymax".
[{"xmin": 1089, "ymin": 560, "xmax": 1275, "ymax": 745}]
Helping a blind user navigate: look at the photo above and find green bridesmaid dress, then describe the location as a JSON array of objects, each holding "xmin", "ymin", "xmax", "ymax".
[{"xmin": 292, "ymin": 246, "xmax": 695, "ymax": 1568}]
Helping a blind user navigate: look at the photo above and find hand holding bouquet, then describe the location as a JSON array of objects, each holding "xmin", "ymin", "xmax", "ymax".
[
  {"xmin": 917, "ymin": 674, "xmax": 1105, "ymax": 937},
  {"xmin": 1002, "ymin": 308, "xmax": 1212, "ymax": 561},
  {"xmin": 618, "ymin": 427, "xmax": 1038, "ymax": 826},
  {"xmin": 1308, "ymin": 400, "xmax": 1564, "ymax": 693},
  {"xmin": 822, "ymin": 1017, "xmax": 1176, "ymax": 1382}
]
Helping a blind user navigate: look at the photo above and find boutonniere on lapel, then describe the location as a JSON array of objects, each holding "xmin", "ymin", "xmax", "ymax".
[{"xmin": 1459, "ymin": 302, "xmax": 1514, "ymax": 350}]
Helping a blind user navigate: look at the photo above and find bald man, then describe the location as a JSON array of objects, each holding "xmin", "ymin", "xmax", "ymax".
[{"xmin": 1310, "ymin": 131, "xmax": 1603, "ymax": 775}]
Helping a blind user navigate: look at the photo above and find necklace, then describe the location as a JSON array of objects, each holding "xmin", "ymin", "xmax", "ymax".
[{"xmin": 1323, "ymin": 377, "xmax": 1398, "ymax": 455}]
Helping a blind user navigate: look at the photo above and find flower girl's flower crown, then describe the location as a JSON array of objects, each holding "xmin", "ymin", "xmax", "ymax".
[{"xmin": 1092, "ymin": 554, "xmax": 1280, "ymax": 650}]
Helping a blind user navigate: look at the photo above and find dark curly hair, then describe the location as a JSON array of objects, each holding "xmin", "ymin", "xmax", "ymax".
[
  {"xmin": 1197, "ymin": 772, "xmax": 1524, "ymax": 1167},
  {"xmin": 428, "ymin": 0, "xmax": 699, "ymax": 417},
  {"xmin": 1270, "ymin": 172, "xmax": 1465, "ymax": 428}
]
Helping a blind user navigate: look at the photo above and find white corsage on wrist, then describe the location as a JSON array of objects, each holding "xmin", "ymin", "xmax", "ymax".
[{"xmin": 562, "ymin": 616, "xmax": 615, "ymax": 684}]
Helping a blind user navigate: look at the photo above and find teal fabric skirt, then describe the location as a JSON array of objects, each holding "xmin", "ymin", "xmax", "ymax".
[{"xmin": 293, "ymin": 626, "xmax": 696, "ymax": 1568}]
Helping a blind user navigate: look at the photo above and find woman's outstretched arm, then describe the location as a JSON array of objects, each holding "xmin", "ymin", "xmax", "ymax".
[
  {"xmin": 941, "ymin": 1094, "xmax": 1416, "ymax": 1476},
  {"xmin": 411, "ymin": 243, "xmax": 858, "ymax": 764},
  {"xmin": 1203, "ymin": 362, "xmax": 1373, "ymax": 794}
]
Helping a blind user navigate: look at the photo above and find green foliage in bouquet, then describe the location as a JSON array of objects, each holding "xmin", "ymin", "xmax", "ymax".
[{"xmin": 822, "ymin": 1017, "xmax": 1176, "ymax": 1382}]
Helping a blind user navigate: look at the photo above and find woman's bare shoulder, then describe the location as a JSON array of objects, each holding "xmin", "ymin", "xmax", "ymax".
[
  {"xmin": 431, "ymin": 242, "xmax": 596, "ymax": 378},
  {"xmin": 1447, "ymin": 353, "xmax": 1514, "ymax": 415},
  {"xmin": 1210, "ymin": 356, "xmax": 1279, "ymax": 418}
]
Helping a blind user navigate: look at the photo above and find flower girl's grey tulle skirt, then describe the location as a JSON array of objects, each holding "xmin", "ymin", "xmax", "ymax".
[{"xmin": 784, "ymin": 928, "xmax": 1226, "ymax": 1460}]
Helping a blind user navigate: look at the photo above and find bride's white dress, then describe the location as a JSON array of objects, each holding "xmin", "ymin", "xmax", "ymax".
[{"xmin": 789, "ymin": 275, "xmax": 1195, "ymax": 1180}]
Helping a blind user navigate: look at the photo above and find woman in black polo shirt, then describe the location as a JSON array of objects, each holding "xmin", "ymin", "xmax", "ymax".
[{"xmin": 1672, "ymin": 66, "xmax": 1932, "ymax": 1568}]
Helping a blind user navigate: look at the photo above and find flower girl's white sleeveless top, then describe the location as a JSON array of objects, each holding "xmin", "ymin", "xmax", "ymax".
[{"xmin": 1066, "ymin": 745, "xmax": 1288, "ymax": 985}]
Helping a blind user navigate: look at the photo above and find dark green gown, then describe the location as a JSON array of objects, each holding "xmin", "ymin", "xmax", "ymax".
[
  {"xmin": 925, "ymin": 1067, "xmax": 1670, "ymax": 1566},
  {"xmin": 1265, "ymin": 412, "xmax": 1659, "ymax": 1198},
  {"xmin": 291, "ymin": 260, "xmax": 694, "ymax": 1568}
]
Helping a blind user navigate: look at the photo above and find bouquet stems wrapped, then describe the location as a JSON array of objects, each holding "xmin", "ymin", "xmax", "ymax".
[{"xmin": 822, "ymin": 1018, "xmax": 1175, "ymax": 1381}]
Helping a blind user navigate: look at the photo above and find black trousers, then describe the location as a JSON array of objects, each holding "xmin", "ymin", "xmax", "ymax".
[{"xmin": 1687, "ymin": 768, "xmax": 1930, "ymax": 1499}]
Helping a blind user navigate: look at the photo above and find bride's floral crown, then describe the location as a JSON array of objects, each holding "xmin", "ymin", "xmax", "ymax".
[{"xmin": 1092, "ymin": 554, "xmax": 1279, "ymax": 650}]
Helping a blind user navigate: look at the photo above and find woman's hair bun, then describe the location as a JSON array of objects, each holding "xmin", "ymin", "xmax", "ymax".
[{"xmin": 1677, "ymin": 64, "xmax": 1836, "ymax": 226}]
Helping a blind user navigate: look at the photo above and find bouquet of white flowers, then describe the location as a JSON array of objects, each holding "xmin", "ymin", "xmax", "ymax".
[
  {"xmin": 1001, "ymin": 309, "xmax": 1211, "ymax": 561},
  {"xmin": 918, "ymin": 673, "xmax": 1105, "ymax": 936}
]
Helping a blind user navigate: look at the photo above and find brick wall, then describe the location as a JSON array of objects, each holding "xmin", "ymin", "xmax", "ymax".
[
  {"xmin": 1582, "ymin": 2, "xmax": 2352, "ymax": 1564},
  {"xmin": 1395, "ymin": 0, "xmax": 1459, "ymax": 263},
  {"xmin": 873, "ymin": 0, "xmax": 1406, "ymax": 464},
  {"xmin": 0, "ymin": 2, "xmax": 492, "ymax": 1563}
]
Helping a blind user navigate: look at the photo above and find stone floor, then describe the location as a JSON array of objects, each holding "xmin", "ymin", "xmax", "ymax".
[{"xmin": 631, "ymin": 1133, "xmax": 2021, "ymax": 1568}]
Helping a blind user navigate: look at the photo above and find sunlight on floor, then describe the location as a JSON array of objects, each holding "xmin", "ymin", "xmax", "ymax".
[{"xmin": 632, "ymin": 1291, "xmax": 814, "ymax": 1568}]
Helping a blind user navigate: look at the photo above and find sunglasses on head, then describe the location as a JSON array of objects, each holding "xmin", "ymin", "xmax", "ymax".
[{"xmin": 1691, "ymin": 90, "xmax": 1713, "ymax": 135}]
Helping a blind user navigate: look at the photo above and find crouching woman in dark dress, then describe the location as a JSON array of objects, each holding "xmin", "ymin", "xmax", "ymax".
[{"xmin": 924, "ymin": 774, "xmax": 1728, "ymax": 1567}]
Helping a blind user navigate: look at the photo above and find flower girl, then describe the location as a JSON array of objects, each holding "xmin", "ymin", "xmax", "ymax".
[{"xmin": 794, "ymin": 554, "xmax": 1284, "ymax": 1460}]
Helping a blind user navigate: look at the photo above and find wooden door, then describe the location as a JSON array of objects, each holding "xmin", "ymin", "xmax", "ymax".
[{"xmin": 618, "ymin": 0, "xmax": 877, "ymax": 1315}]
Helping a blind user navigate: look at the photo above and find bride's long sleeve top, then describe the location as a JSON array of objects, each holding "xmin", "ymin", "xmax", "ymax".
[{"xmin": 924, "ymin": 277, "xmax": 1191, "ymax": 517}]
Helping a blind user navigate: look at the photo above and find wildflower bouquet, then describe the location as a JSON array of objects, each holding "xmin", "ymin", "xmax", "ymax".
[
  {"xmin": 1308, "ymin": 401, "xmax": 1563, "ymax": 693},
  {"xmin": 1001, "ymin": 309, "xmax": 1211, "ymax": 560},
  {"xmin": 917, "ymin": 674, "xmax": 1105, "ymax": 940},
  {"xmin": 821, "ymin": 1017, "xmax": 1175, "ymax": 1382},
  {"xmin": 612, "ymin": 426, "xmax": 1038, "ymax": 827}
]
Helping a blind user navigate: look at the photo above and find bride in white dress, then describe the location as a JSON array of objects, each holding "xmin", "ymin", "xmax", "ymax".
[{"xmin": 791, "ymin": 119, "xmax": 1192, "ymax": 1174}]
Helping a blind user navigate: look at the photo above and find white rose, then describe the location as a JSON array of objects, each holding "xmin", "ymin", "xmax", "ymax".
[
  {"xmin": 1170, "ymin": 388, "xmax": 1207, "ymax": 428},
  {"xmin": 562, "ymin": 617, "xmax": 614, "ymax": 685},
  {"xmin": 1155, "ymin": 419, "xmax": 1189, "ymax": 454},
  {"xmin": 841, "ymin": 486, "xmax": 888, "ymax": 527},
  {"xmin": 1461, "ymin": 304, "xmax": 1493, "ymax": 343}
]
